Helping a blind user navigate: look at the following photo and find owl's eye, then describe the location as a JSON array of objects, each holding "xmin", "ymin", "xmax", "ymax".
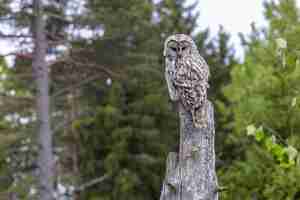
[
  {"xmin": 182, "ymin": 46, "xmax": 187, "ymax": 51},
  {"xmin": 170, "ymin": 47, "xmax": 177, "ymax": 51}
]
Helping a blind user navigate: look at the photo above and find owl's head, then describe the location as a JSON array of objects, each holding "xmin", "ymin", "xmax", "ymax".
[{"xmin": 163, "ymin": 34, "xmax": 197, "ymax": 60}]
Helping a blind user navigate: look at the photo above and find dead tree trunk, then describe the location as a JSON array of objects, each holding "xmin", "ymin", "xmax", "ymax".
[
  {"xmin": 32, "ymin": 0, "xmax": 55, "ymax": 199},
  {"xmin": 160, "ymin": 102, "xmax": 218, "ymax": 200}
]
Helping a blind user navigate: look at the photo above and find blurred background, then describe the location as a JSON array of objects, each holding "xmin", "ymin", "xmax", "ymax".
[{"xmin": 0, "ymin": 0, "xmax": 300, "ymax": 199}]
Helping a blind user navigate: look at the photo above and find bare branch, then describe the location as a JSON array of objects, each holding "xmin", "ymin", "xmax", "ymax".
[
  {"xmin": 45, "ymin": 12, "xmax": 70, "ymax": 23},
  {"xmin": 0, "ymin": 73, "xmax": 33, "ymax": 81},
  {"xmin": 51, "ymin": 74, "xmax": 102, "ymax": 98},
  {"xmin": 48, "ymin": 39, "xmax": 70, "ymax": 46},
  {"xmin": 0, "ymin": 32, "xmax": 33, "ymax": 38},
  {"xmin": 0, "ymin": 16, "xmax": 17, "ymax": 21},
  {"xmin": 0, "ymin": 52, "xmax": 18, "ymax": 57},
  {"xmin": 74, "ymin": 174, "xmax": 110, "ymax": 192},
  {"xmin": 0, "ymin": 93, "xmax": 33, "ymax": 101},
  {"xmin": 75, "ymin": 62, "xmax": 120, "ymax": 78}
]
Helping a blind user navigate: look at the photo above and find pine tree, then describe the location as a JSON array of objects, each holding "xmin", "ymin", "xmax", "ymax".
[
  {"xmin": 219, "ymin": 1, "xmax": 300, "ymax": 199},
  {"xmin": 0, "ymin": 0, "xmax": 86, "ymax": 198},
  {"xmin": 68, "ymin": 1, "xmax": 192, "ymax": 199},
  {"xmin": 67, "ymin": 0, "xmax": 239, "ymax": 199},
  {"xmin": 0, "ymin": 0, "xmax": 237, "ymax": 199}
]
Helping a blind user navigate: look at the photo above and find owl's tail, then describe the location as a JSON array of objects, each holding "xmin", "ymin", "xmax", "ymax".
[{"xmin": 192, "ymin": 103, "xmax": 208, "ymax": 129}]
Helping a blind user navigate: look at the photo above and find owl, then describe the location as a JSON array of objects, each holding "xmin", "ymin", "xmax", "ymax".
[{"xmin": 163, "ymin": 34, "xmax": 209, "ymax": 128}]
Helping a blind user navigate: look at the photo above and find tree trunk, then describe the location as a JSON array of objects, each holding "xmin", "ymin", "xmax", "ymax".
[
  {"xmin": 32, "ymin": 0, "xmax": 55, "ymax": 199},
  {"xmin": 160, "ymin": 101, "xmax": 218, "ymax": 200},
  {"xmin": 9, "ymin": 192, "xmax": 18, "ymax": 200}
]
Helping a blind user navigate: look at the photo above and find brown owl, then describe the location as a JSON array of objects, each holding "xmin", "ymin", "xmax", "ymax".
[{"xmin": 163, "ymin": 34, "xmax": 209, "ymax": 128}]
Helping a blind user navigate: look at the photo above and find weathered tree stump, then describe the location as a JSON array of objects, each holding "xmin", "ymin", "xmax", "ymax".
[
  {"xmin": 161, "ymin": 34, "xmax": 218, "ymax": 200},
  {"xmin": 160, "ymin": 102, "xmax": 218, "ymax": 200}
]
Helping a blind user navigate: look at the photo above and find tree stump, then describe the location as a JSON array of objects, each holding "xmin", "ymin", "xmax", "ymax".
[{"xmin": 160, "ymin": 102, "xmax": 218, "ymax": 200}]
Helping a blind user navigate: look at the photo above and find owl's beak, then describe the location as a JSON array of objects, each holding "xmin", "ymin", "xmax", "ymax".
[{"xmin": 177, "ymin": 48, "xmax": 183, "ymax": 58}]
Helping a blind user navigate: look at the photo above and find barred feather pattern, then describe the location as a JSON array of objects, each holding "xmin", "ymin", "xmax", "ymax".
[
  {"xmin": 164, "ymin": 34, "xmax": 209, "ymax": 128},
  {"xmin": 174, "ymin": 55, "xmax": 209, "ymax": 128}
]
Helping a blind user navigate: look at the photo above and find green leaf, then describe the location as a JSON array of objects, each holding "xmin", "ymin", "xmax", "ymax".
[
  {"xmin": 255, "ymin": 129, "xmax": 265, "ymax": 142},
  {"xmin": 279, "ymin": 161, "xmax": 294, "ymax": 169},
  {"xmin": 276, "ymin": 38, "xmax": 287, "ymax": 49},
  {"xmin": 246, "ymin": 124, "xmax": 256, "ymax": 136},
  {"xmin": 264, "ymin": 137, "xmax": 275, "ymax": 151},
  {"xmin": 271, "ymin": 144, "xmax": 285, "ymax": 161},
  {"xmin": 291, "ymin": 97, "xmax": 297, "ymax": 107},
  {"xmin": 285, "ymin": 145, "xmax": 298, "ymax": 161},
  {"xmin": 297, "ymin": 155, "xmax": 300, "ymax": 166}
]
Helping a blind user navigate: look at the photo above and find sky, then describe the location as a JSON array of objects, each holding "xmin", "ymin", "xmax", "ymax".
[
  {"xmin": 2, "ymin": 1, "xmax": 300, "ymax": 60},
  {"xmin": 196, "ymin": 0, "xmax": 267, "ymax": 35},
  {"xmin": 191, "ymin": 0, "xmax": 267, "ymax": 59},
  {"xmin": 191, "ymin": 0, "xmax": 300, "ymax": 59}
]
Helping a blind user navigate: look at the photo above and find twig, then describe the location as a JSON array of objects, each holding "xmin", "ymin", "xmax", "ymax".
[
  {"xmin": 78, "ymin": 62, "xmax": 120, "ymax": 78},
  {"xmin": 216, "ymin": 186, "xmax": 229, "ymax": 192},
  {"xmin": 0, "ymin": 32, "xmax": 32, "ymax": 38},
  {"xmin": 51, "ymin": 74, "xmax": 102, "ymax": 98},
  {"xmin": 49, "ymin": 53, "xmax": 120, "ymax": 78},
  {"xmin": 45, "ymin": 12, "xmax": 70, "ymax": 23},
  {"xmin": 0, "ymin": 16, "xmax": 17, "ymax": 21},
  {"xmin": 0, "ymin": 93, "xmax": 33, "ymax": 101},
  {"xmin": 0, "ymin": 52, "xmax": 33, "ymax": 58},
  {"xmin": 74, "ymin": 174, "xmax": 110, "ymax": 192},
  {"xmin": 48, "ymin": 39, "xmax": 70, "ymax": 46},
  {"xmin": 0, "ymin": 52, "xmax": 18, "ymax": 57}
]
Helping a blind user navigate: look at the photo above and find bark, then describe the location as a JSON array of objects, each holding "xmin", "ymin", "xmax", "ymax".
[
  {"xmin": 9, "ymin": 192, "xmax": 18, "ymax": 200},
  {"xmin": 160, "ymin": 101, "xmax": 218, "ymax": 200},
  {"xmin": 32, "ymin": 0, "xmax": 55, "ymax": 199}
]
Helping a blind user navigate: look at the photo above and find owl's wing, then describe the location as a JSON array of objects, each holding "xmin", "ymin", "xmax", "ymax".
[
  {"xmin": 165, "ymin": 58, "xmax": 179, "ymax": 101},
  {"xmin": 192, "ymin": 57, "xmax": 209, "ymax": 108},
  {"xmin": 172, "ymin": 56, "xmax": 209, "ymax": 110},
  {"xmin": 192, "ymin": 56, "xmax": 210, "ymax": 84}
]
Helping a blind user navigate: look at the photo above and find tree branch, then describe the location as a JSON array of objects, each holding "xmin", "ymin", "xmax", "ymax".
[
  {"xmin": 0, "ymin": 52, "xmax": 18, "ymax": 57},
  {"xmin": 51, "ymin": 74, "xmax": 102, "ymax": 98},
  {"xmin": 0, "ymin": 16, "xmax": 17, "ymax": 21},
  {"xmin": 45, "ymin": 12, "xmax": 70, "ymax": 23},
  {"xmin": 76, "ymin": 61, "xmax": 120, "ymax": 78},
  {"xmin": 0, "ymin": 93, "xmax": 33, "ymax": 101},
  {"xmin": 0, "ymin": 32, "xmax": 32, "ymax": 38},
  {"xmin": 0, "ymin": 52, "xmax": 33, "ymax": 59},
  {"xmin": 74, "ymin": 174, "xmax": 110, "ymax": 192}
]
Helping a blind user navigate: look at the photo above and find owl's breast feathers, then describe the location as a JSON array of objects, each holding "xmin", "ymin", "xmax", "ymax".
[{"xmin": 173, "ymin": 55, "xmax": 209, "ymax": 111}]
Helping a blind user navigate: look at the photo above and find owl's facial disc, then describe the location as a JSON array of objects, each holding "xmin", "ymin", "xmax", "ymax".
[
  {"xmin": 168, "ymin": 41, "xmax": 178, "ymax": 50},
  {"xmin": 166, "ymin": 40, "xmax": 178, "ymax": 60},
  {"xmin": 178, "ymin": 41, "xmax": 191, "ymax": 57},
  {"xmin": 166, "ymin": 40, "xmax": 192, "ymax": 60}
]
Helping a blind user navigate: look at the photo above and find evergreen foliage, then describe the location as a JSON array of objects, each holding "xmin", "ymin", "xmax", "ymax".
[
  {"xmin": 0, "ymin": 0, "xmax": 237, "ymax": 199},
  {"xmin": 65, "ymin": 0, "xmax": 236, "ymax": 199},
  {"xmin": 219, "ymin": 0, "xmax": 300, "ymax": 199}
]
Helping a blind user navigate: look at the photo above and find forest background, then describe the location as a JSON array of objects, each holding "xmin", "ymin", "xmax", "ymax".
[{"xmin": 1, "ymin": 0, "xmax": 300, "ymax": 199}]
